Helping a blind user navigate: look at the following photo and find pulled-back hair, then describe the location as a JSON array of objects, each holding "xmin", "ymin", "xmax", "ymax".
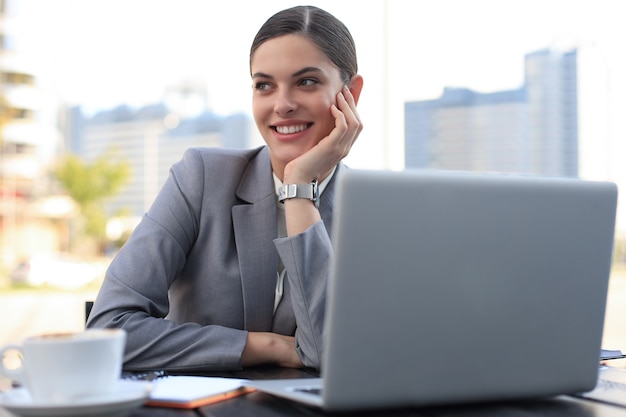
[{"xmin": 250, "ymin": 5, "xmax": 358, "ymax": 84}]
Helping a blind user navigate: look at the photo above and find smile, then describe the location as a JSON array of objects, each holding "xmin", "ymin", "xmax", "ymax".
[{"xmin": 273, "ymin": 124, "xmax": 311, "ymax": 134}]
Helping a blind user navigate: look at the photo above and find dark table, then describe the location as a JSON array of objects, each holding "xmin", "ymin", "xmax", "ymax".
[{"xmin": 129, "ymin": 366, "xmax": 626, "ymax": 417}]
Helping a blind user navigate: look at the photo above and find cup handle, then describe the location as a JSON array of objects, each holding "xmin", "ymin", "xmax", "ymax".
[{"xmin": 0, "ymin": 344, "xmax": 25, "ymax": 382}]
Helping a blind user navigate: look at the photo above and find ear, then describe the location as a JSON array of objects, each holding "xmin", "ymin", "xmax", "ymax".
[{"xmin": 347, "ymin": 75, "xmax": 364, "ymax": 105}]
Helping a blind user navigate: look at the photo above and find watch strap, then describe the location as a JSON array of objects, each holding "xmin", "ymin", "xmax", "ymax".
[{"xmin": 278, "ymin": 179, "xmax": 319, "ymax": 207}]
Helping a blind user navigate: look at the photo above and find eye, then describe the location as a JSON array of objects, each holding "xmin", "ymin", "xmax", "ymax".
[
  {"xmin": 253, "ymin": 81, "xmax": 272, "ymax": 91},
  {"xmin": 298, "ymin": 78, "xmax": 319, "ymax": 87}
]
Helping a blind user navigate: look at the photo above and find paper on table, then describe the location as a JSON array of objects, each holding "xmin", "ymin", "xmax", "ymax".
[{"xmin": 146, "ymin": 376, "xmax": 254, "ymax": 409}]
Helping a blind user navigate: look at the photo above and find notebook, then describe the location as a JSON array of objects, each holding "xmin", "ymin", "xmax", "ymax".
[
  {"xmin": 247, "ymin": 169, "xmax": 618, "ymax": 411},
  {"xmin": 146, "ymin": 375, "xmax": 252, "ymax": 409}
]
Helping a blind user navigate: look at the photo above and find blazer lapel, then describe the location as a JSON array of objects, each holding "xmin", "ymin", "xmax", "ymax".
[
  {"xmin": 232, "ymin": 148, "xmax": 277, "ymax": 331},
  {"xmin": 231, "ymin": 152, "xmax": 345, "ymax": 332}
]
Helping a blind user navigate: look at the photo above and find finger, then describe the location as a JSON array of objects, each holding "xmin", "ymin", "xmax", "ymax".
[
  {"xmin": 336, "ymin": 91, "xmax": 362, "ymax": 138},
  {"xmin": 330, "ymin": 103, "xmax": 348, "ymax": 135},
  {"xmin": 328, "ymin": 103, "xmax": 358, "ymax": 160},
  {"xmin": 341, "ymin": 87, "xmax": 362, "ymax": 126},
  {"xmin": 342, "ymin": 85, "xmax": 357, "ymax": 109},
  {"xmin": 335, "ymin": 93, "xmax": 355, "ymax": 127},
  {"xmin": 341, "ymin": 86, "xmax": 361, "ymax": 123}
]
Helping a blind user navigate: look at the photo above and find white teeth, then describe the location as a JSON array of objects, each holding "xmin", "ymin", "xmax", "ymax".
[{"xmin": 276, "ymin": 124, "xmax": 308, "ymax": 134}]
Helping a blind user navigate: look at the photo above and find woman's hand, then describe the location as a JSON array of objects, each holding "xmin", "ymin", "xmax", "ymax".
[
  {"xmin": 281, "ymin": 82, "xmax": 363, "ymax": 236},
  {"xmin": 283, "ymin": 84, "xmax": 363, "ymax": 185},
  {"xmin": 242, "ymin": 332, "xmax": 304, "ymax": 368}
]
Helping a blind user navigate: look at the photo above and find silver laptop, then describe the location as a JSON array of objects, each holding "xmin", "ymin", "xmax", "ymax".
[{"xmin": 248, "ymin": 169, "xmax": 618, "ymax": 411}]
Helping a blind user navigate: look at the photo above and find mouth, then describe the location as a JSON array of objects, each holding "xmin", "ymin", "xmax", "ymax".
[{"xmin": 272, "ymin": 123, "xmax": 312, "ymax": 134}]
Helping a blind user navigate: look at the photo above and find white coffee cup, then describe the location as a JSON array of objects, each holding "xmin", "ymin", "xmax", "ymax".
[{"xmin": 0, "ymin": 329, "xmax": 126, "ymax": 404}]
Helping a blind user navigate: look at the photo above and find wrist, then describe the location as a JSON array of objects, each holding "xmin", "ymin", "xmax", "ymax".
[{"xmin": 278, "ymin": 179, "xmax": 319, "ymax": 208}]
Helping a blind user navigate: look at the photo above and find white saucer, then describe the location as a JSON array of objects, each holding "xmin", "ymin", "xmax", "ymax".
[{"xmin": 0, "ymin": 379, "xmax": 151, "ymax": 417}]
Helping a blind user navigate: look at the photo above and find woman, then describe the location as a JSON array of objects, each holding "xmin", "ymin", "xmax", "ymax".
[{"xmin": 87, "ymin": 5, "xmax": 363, "ymax": 372}]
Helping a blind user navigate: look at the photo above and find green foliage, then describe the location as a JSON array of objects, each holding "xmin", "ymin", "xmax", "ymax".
[
  {"xmin": 54, "ymin": 149, "xmax": 131, "ymax": 242},
  {"xmin": 54, "ymin": 150, "xmax": 131, "ymax": 206}
]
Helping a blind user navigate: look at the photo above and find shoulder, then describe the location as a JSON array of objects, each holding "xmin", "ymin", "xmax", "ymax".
[
  {"xmin": 180, "ymin": 146, "xmax": 266, "ymax": 168},
  {"xmin": 172, "ymin": 146, "xmax": 268, "ymax": 178},
  {"xmin": 167, "ymin": 146, "xmax": 272, "ymax": 202}
]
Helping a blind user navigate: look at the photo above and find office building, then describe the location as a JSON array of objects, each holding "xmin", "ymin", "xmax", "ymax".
[
  {"xmin": 405, "ymin": 46, "xmax": 611, "ymax": 180},
  {"xmin": 69, "ymin": 101, "xmax": 254, "ymax": 219}
]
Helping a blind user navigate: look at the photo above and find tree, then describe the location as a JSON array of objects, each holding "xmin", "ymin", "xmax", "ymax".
[{"xmin": 54, "ymin": 149, "xmax": 131, "ymax": 252}]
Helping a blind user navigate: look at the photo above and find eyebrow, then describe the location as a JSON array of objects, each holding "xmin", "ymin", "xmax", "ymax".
[{"xmin": 251, "ymin": 66, "xmax": 324, "ymax": 79}]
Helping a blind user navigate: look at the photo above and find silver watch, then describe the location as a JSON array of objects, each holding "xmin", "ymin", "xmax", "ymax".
[{"xmin": 278, "ymin": 179, "xmax": 319, "ymax": 208}]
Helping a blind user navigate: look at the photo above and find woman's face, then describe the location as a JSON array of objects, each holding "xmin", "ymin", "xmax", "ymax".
[{"xmin": 250, "ymin": 34, "xmax": 345, "ymax": 178}]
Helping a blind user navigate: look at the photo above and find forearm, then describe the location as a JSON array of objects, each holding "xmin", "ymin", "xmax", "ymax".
[
  {"xmin": 283, "ymin": 197, "xmax": 321, "ymax": 236},
  {"xmin": 88, "ymin": 284, "xmax": 248, "ymax": 372},
  {"xmin": 275, "ymin": 222, "xmax": 333, "ymax": 368}
]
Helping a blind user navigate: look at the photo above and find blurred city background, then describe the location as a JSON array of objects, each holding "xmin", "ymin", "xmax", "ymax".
[{"xmin": 1, "ymin": 0, "xmax": 625, "ymax": 359}]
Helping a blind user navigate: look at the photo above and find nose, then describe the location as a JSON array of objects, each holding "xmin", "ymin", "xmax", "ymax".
[{"xmin": 274, "ymin": 88, "xmax": 296, "ymax": 116}]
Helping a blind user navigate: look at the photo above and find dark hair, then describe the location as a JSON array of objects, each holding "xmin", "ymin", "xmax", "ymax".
[{"xmin": 250, "ymin": 5, "xmax": 358, "ymax": 84}]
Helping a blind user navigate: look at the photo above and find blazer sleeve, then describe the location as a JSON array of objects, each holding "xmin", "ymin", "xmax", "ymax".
[
  {"xmin": 86, "ymin": 148, "xmax": 249, "ymax": 372},
  {"xmin": 274, "ymin": 221, "xmax": 333, "ymax": 368}
]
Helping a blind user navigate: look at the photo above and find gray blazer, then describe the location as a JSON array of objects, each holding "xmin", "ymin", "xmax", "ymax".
[{"xmin": 87, "ymin": 146, "xmax": 341, "ymax": 372}]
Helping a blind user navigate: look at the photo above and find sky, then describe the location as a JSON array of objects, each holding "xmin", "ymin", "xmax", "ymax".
[{"xmin": 6, "ymin": 0, "xmax": 626, "ymax": 198}]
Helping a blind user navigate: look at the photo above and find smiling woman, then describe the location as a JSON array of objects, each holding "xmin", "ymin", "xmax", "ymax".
[
  {"xmin": 250, "ymin": 34, "xmax": 363, "ymax": 182},
  {"xmin": 85, "ymin": 5, "xmax": 364, "ymax": 373}
]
